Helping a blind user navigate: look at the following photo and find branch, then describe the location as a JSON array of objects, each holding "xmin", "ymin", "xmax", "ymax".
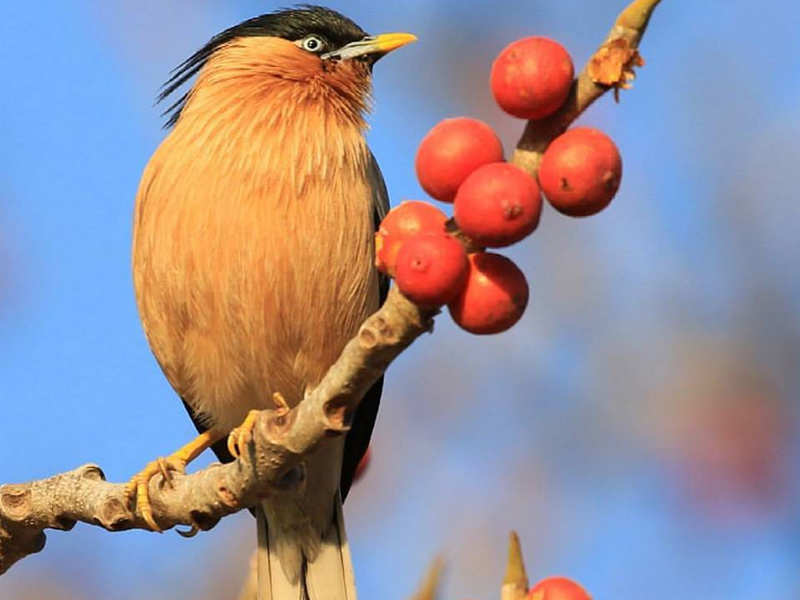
[
  {"xmin": 410, "ymin": 557, "xmax": 445, "ymax": 600},
  {"xmin": 501, "ymin": 531, "xmax": 529, "ymax": 600},
  {"xmin": 0, "ymin": 287, "xmax": 435, "ymax": 575},
  {"xmin": 0, "ymin": 0, "xmax": 662, "ymax": 580},
  {"xmin": 511, "ymin": 0, "xmax": 661, "ymax": 175}
]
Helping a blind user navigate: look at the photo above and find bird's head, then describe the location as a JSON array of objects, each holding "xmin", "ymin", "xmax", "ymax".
[{"xmin": 160, "ymin": 5, "xmax": 416, "ymax": 128}]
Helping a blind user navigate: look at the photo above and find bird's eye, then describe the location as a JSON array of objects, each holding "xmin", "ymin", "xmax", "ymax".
[{"xmin": 300, "ymin": 35, "xmax": 326, "ymax": 53}]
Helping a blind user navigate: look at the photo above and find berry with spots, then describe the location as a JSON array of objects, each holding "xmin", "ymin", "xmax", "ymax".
[
  {"xmin": 395, "ymin": 233, "xmax": 469, "ymax": 307},
  {"xmin": 376, "ymin": 201, "xmax": 448, "ymax": 276},
  {"xmin": 454, "ymin": 162, "xmax": 542, "ymax": 247},
  {"xmin": 538, "ymin": 127, "xmax": 622, "ymax": 217},
  {"xmin": 448, "ymin": 253, "xmax": 529, "ymax": 334}
]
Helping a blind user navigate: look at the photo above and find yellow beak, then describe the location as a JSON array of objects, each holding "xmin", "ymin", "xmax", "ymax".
[
  {"xmin": 368, "ymin": 32, "xmax": 418, "ymax": 54},
  {"xmin": 321, "ymin": 32, "xmax": 418, "ymax": 61}
]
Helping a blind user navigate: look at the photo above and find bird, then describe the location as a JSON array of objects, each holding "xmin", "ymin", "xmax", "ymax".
[{"xmin": 127, "ymin": 6, "xmax": 415, "ymax": 599}]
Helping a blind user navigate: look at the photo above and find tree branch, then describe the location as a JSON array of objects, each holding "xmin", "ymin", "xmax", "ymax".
[
  {"xmin": 0, "ymin": 0, "xmax": 661, "ymax": 580},
  {"xmin": 0, "ymin": 287, "xmax": 435, "ymax": 575}
]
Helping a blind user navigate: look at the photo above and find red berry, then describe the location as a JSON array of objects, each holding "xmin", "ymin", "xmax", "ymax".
[
  {"xmin": 376, "ymin": 201, "xmax": 448, "ymax": 276},
  {"xmin": 416, "ymin": 118, "xmax": 505, "ymax": 203},
  {"xmin": 353, "ymin": 446, "xmax": 371, "ymax": 483},
  {"xmin": 528, "ymin": 577, "xmax": 591, "ymax": 600},
  {"xmin": 395, "ymin": 234, "xmax": 469, "ymax": 307},
  {"xmin": 454, "ymin": 162, "xmax": 542, "ymax": 247},
  {"xmin": 491, "ymin": 37, "xmax": 574, "ymax": 120},
  {"xmin": 538, "ymin": 127, "xmax": 622, "ymax": 217},
  {"xmin": 448, "ymin": 253, "xmax": 528, "ymax": 334}
]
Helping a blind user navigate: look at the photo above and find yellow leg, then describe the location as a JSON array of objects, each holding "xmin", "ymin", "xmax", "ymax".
[
  {"xmin": 227, "ymin": 410, "xmax": 261, "ymax": 459},
  {"xmin": 227, "ymin": 394, "xmax": 288, "ymax": 459},
  {"xmin": 125, "ymin": 430, "xmax": 221, "ymax": 532}
]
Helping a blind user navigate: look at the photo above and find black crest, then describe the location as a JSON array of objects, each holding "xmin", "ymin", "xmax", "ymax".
[{"xmin": 158, "ymin": 5, "xmax": 367, "ymax": 128}]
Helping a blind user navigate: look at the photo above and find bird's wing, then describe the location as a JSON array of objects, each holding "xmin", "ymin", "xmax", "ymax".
[
  {"xmin": 339, "ymin": 150, "xmax": 390, "ymax": 499},
  {"xmin": 368, "ymin": 149, "xmax": 391, "ymax": 304}
]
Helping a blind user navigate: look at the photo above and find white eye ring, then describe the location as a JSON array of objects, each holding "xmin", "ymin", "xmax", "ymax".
[{"xmin": 301, "ymin": 35, "xmax": 325, "ymax": 53}]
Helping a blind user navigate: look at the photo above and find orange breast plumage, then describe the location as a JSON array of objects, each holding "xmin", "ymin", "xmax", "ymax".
[{"xmin": 132, "ymin": 37, "xmax": 380, "ymax": 432}]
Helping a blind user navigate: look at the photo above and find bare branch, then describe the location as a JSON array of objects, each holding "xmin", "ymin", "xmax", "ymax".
[{"xmin": 0, "ymin": 287, "xmax": 435, "ymax": 575}]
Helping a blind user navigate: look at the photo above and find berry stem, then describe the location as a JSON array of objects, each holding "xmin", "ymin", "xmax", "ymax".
[{"xmin": 511, "ymin": 0, "xmax": 661, "ymax": 176}]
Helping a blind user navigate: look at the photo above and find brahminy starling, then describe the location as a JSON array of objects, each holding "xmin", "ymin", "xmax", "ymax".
[{"xmin": 128, "ymin": 6, "xmax": 415, "ymax": 599}]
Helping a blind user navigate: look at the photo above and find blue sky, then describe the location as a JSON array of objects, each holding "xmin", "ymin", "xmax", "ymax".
[{"xmin": 2, "ymin": 2, "xmax": 799, "ymax": 599}]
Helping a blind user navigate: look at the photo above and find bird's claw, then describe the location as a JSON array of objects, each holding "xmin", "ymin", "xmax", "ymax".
[
  {"xmin": 273, "ymin": 392, "xmax": 290, "ymax": 415},
  {"xmin": 227, "ymin": 409, "xmax": 261, "ymax": 459},
  {"xmin": 176, "ymin": 524, "xmax": 200, "ymax": 538},
  {"xmin": 124, "ymin": 456, "xmax": 187, "ymax": 532}
]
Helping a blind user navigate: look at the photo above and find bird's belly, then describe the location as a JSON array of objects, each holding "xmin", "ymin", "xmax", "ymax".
[{"xmin": 134, "ymin": 167, "xmax": 379, "ymax": 433}]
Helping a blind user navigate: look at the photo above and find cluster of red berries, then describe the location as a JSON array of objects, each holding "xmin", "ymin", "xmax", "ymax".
[{"xmin": 377, "ymin": 36, "xmax": 622, "ymax": 335}]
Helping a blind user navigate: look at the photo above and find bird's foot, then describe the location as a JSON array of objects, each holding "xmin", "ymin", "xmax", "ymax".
[
  {"xmin": 124, "ymin": 455, "xmax": 186, "ymax": 532},
  {"xmin": 124, "ymin": 430, "xmax": 219, "ymax": 532},
  {"xmin": 227, "ymin": 409, "xmax": 261, "ymax": 459},
  {"xmin": 272, "ymin": 391, "xmax": 290, "ymax": 415}
]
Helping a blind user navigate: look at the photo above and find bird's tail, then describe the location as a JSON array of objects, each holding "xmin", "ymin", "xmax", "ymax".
[{"xmin": 256, "ymin": 493, "xmax": 357, "ymax": 600}]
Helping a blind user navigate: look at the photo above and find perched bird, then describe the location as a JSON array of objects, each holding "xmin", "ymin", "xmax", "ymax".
[{"xmin": 128, "ymin": 6, "xmax": 415, "ymax": 599}]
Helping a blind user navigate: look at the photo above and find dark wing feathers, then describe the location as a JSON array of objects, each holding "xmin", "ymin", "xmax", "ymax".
[
  {"xmin": 367, "ymin": 149, "xmax": 391, "ymax": 302},
  {"xmin": 340, "ymin": 151, "xmax": 390, "ymax": 499}
]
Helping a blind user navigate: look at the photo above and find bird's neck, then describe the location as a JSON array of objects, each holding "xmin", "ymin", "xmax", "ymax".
[
  {"xmin": 177, "ymin": 84, "xmax": 370, "ymax": 198},
  {"xmin": 170, "ymin": 41, "xmax": 373, "ymax": 196}
]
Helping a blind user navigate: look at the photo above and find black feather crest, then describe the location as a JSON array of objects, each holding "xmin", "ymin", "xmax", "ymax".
[{"xmin": 157, "ymin": 5, "xmax": 367, "ymax": 128}]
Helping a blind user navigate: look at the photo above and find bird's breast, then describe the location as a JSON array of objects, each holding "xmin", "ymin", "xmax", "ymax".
[{"xmin": 133, "ymin": 102, "xmax": 379, "ymax": 431}]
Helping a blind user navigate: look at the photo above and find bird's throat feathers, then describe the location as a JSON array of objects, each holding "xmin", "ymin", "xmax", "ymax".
[{"xmin": 173, "ymin": 36, "xmax": 372, "ymax": 193}]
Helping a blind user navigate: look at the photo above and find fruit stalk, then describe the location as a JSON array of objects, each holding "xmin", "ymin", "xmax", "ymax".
[{"xmin": 511, "ymin": 0, "xmax": 662, "ymax": 176}]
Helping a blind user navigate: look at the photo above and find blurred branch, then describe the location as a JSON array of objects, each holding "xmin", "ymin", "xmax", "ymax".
[
  {"xmin": 236, "ymin": 551, "xmax": 258, "ymax": 600},
  {"xmin": 410, "ymin": 557, "xmax": 445, "ymax": 600},
  {"xmin": 511, "ymin": 0, "xmax": 661, "ymax": 175},
  {"xmin": 0, "ymin": 287, "xmax": 436, "ymax": 575},
  {"xmin": 501, "ymin": 531, "xmax": 529, "ymax": 600}
]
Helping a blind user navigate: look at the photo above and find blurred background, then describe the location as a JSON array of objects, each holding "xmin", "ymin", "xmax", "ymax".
[{"xmin": 1, "ymin": 1, "xmax": 799, "ymax": 598}]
